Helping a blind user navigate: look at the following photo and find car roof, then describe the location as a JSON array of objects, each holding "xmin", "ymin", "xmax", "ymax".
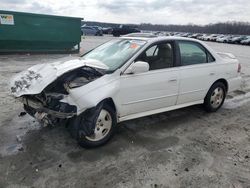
[{"xmin": 120, "ymin": 34, "xmax": 201, "ymax": 43}]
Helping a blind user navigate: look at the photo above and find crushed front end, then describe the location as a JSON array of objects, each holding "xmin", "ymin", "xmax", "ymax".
[
  {"xmin": 20, "ymin": 92, "xmax": 77, "ymax": 125},
  {"xmin": 10, "ymin": 61, "xmax": 106, "ymax": 126}
]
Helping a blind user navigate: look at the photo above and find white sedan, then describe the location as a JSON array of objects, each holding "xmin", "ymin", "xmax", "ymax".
[
  {"xmin": 10, "ymin": 34, "xmax": 242, "ymax": 148},
  {"xmin": 241, "ymin": 37, "xmax": 250, "ymax": 45}
]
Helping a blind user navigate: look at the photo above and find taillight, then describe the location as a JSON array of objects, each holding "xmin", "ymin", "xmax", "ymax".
[{"xmin": 237, "ymin": 63, "xmax": 241, "ymax": 73}]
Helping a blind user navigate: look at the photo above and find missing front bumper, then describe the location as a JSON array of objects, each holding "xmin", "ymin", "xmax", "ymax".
[{"xmin": 20, "ymin": 97, "xmax": 77, "ymax": 119}]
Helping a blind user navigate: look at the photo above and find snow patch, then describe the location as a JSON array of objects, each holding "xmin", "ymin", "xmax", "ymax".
[
  {"xmin": 0, "ymin": 114, "xmax": 40, "ymax": 157},
  {"xmin": 223, "ymin": 91, "xmax": 250, "ymax": 109}
]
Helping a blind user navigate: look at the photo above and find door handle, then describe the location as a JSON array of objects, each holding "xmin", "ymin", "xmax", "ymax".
[
  {"xmin": 168, "ymin": 79, "xmax": 177, "ymax": 82},
  {"xmin": 209, "ymin": 72, "xmax": 215, "ymax": 76}
]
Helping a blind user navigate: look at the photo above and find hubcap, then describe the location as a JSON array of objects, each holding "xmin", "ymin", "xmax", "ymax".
[
  {"xmin": 210, "ymin": 87, "xmax": 224, "ymax": 108},
  {"xmin": 85, "ymin": 109, "xmax": 112, "ymax": 142}
]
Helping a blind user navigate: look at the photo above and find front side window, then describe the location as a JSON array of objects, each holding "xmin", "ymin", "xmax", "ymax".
[
  {"xmin": 136, "ymin": 42, "xmax": 174, "ymax": 70},
  {"xmin": 178, "ymin": 41, "xmax": 214, "ymax": 66},
  {"xmin": 82, "ymin": 39, "xmax": 146, "ymax": 71}
]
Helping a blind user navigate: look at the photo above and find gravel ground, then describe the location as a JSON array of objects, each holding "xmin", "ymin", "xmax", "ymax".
[{"xmin": 0, "ymin": 36, "xmax": 250, "ymax": 188}]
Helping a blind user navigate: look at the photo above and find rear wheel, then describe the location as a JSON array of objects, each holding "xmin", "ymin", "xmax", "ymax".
[
  {"xmin": 204, "ymin": 82, "xmax": 226, "ymax": 112},
  {"xmin": 77, "ymin": 104, "xmax": 117, "ymax": 148}
]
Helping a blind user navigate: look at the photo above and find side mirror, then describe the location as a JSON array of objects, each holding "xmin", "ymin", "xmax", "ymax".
[{"xmin": 125, "ymin": 61, "xmax": 149, "ymax": 74}]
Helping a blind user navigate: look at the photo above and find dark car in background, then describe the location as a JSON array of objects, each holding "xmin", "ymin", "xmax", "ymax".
[
  {"xmin": 112, "ymin": 25, "xmax": 140, "ymax": 37},
  {"xmin": 102, "ymin": 27, "xmax": 113, "ymax": 34}
]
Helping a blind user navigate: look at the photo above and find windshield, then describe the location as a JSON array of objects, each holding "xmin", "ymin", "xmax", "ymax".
[{"xmin": 81, "ymin": 39, "xmax": 146, "ymax": 71}]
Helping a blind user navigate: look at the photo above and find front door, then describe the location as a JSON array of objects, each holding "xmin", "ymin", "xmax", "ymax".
[{"xmin": 118, "ymin": 41, "xmax": 180, "ymax": 117}]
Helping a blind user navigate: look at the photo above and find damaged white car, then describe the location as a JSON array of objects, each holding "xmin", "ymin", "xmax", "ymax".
[{"xmin": 10, "ymin": 34, "xmax": 242, "ymax": 148}]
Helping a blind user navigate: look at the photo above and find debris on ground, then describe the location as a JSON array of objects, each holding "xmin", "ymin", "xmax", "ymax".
[
  {"xmin": 18, "ymin": 147, "xmax": 24, "ymax": 151},
  {"xmin": 184, "ymin": 168, "xmax": 189, "ymax": 172},
  {"xmin": 16, "ymin": 135, "xmax": 22, "ymax": 142}
]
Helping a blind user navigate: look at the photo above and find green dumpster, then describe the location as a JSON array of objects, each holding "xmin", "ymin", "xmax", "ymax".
[{"xmin": 0, "ymin": 10, "xmax": 82, "ymax": 53}]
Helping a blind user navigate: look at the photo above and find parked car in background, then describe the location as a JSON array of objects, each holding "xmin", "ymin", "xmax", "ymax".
[
  {"xmin": 173, "ymin": 33, "xmax": 182, "ymax": 37},
  {"xmin": 208, "ymin": 34, "xmax": 219, "ymax": 41},
  {"xmin": 227, "ymin": 36, "xmax": 237, "ymax": 43},
  {"xmin": 91, "ymin": 26, "xmax": 103, "ymax": 36},
  {"xmin": 112, "ymin": 25, "xmax": 140, "ymax": 36},
  {"xmin": 215, "ymin": 35, "xmax": 225, "ymax": 40},
  {"xmin": 81, "ymin": 26, "xmax": 103, "ymax": 36},
  {"xmin": 191, "ymin": 33, "xmax": 203, "ymax": 39},
  {"xmin": 216, "ymin": 35, "xmax": 233, "ymax": 43},
  {"xmin": 202, "ymin": 34, "xmax": 212, "ymax": 41},
  {"xmin": 215, "ymin": 35, "xmax": 225, "ymax": 42},
  {"xmin": 154, "ymin": 32, "xmax": 249, "ymax": 45},
  {"xmin": 102, "ymin": 27, "xmax": 113, "ymax": 34},
  {"xmin": 240, "ymin": 36, "xmax": 250, "ymax": 45},
  {"xmin": 153, "ymin": 31, "xmax": 170, "ymax": 36},
  {"xmin": 229, "ymin": 36, "xmax": 243, "ymax": 44},
  {"xmin": 197, "ymin": 34, "xmax": 207, "ymax": 40},
  {"xmin": 180, "ymin": 33, "xmax": 190, "ymax": 37},
  {"xmin": 231, "ymin": 36, "xmax": 250, "ymax": 44},
  {"xmin": 10, "ymin": 35, "xmax": 242, "ymax": 148}
]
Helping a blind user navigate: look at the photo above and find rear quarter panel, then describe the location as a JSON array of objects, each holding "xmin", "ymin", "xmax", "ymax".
[{"xmin": 211, "ymin": 56, "xmax": 241, "ymax": 93}]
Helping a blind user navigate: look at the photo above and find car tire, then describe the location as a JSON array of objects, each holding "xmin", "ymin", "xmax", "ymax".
[
  {"xmin": 203, "ymin": 82, "xmax": 226, "ymax": 112},
  {"xmin": 77, "ymin": 104, "xmax": 117, "ymax": 148}
]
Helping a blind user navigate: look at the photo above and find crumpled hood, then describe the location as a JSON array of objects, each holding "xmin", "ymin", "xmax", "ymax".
[{"xmin": 10, "ymin": 57, "xmax": 109, "ymax": 97}]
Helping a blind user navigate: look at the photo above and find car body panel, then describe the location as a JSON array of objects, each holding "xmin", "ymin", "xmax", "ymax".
[
  {"xmin": 66, "ymin": 71, "xmax": 121, "ymax": 114},
  {"xmin": 118, "ymin": 67, "xmax": 179, "ymax": 116},
  {"xmin": 177, "ymin": 63, "xmax": 217, "ymax": 104}
]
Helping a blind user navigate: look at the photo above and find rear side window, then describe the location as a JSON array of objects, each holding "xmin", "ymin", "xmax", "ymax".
[{"xmin": 178, "ymin": 41, "xmax": 215, "ymax": 66}]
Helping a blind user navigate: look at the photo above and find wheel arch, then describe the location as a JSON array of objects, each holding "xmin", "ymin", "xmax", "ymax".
[
  {"xmin": 213, "ymin": 79, "xmax": 228, "ymax": 93},
  {"xmin": 205, "ymin": 78, "xmax": 228, "ymax": 100},
  {"xmin": 99, "ymin": 98, "xmax": 117, "ymax": 113}
]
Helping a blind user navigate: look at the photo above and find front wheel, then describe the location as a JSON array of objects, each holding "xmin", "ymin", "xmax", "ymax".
[
  {"xmin": 77, "ymin": 105, "xmax": 117, "ymax": 148},
  {"xmin": 204, "ymin": 82, "xmax": 226, "ymax": 112}
]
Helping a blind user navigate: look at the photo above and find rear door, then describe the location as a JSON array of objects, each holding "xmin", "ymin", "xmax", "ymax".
[{"xmin": 176, "ymin": 40, "xmax": 217, "ymax": 104}]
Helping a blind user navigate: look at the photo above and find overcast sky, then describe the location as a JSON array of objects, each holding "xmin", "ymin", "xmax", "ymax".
[{"xmin": 1, "ymin": 0, "xmax": 250, "ymax": 25}]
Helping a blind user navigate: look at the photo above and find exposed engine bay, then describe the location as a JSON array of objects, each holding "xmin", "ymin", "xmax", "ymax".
[
  {"xmin": 19, "ymin": 66, "xmax": 104, "ymax": 126},
  {"xmin": 45, "ymin": 66, "xmax": 104, "ymax": 94}
]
